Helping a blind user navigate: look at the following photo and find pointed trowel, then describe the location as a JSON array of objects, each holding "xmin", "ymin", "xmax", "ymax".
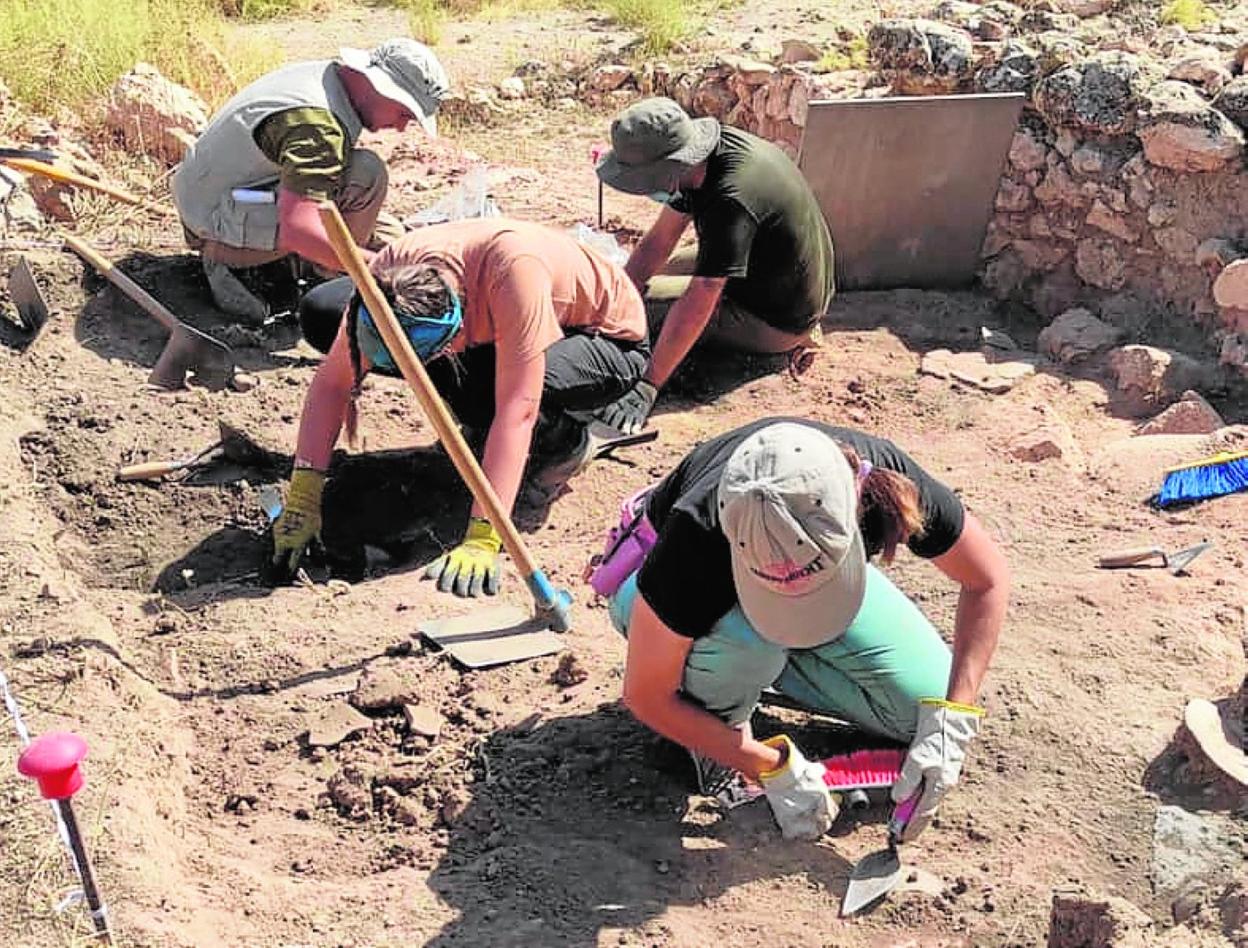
[{"xmin": 841, "ymin": 789, "xmax": 921, "ymax": 917}]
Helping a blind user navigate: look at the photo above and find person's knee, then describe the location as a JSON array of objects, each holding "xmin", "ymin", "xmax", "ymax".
[
  {"xmin": 298, "ymin": 276, "xmax": 354, "ymax": 354},
  {"xmin": 340, "ymin": 148, "xmax": 389, "ymax": 205},
  {"xmin": 682, "ymin": 608, "xmax": 787, "ymax": 722},
  {"xmin": 607, "ymin": 572, "xmax": 639, "ymax": 636}
]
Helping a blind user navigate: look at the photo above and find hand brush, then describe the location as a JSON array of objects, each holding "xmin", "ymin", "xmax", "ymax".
[
  {"xmin": 1155, "ymin": 450, "xmax": 1248, "ymax": 508},
  {"xmin": 821, "ymin": 748, "xmax": 906, "ymax": 790}
]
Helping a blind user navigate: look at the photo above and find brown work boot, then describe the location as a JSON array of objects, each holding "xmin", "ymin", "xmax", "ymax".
[{"xmin": 203, "ymin": 258, "xmax": 268, "ymax": 326}]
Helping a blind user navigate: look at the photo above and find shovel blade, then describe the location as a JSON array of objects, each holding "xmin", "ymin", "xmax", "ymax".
[
  {"xmin": 8, "ymin": 257, "xmax": 50, "ymax": 334},
  {"xmin": 841, "ymin": 847, "xmax": 903, "ymax": 917},
  {"xmin": 149, "ymin": 326, "xmax": 235, "ymax": 389}
]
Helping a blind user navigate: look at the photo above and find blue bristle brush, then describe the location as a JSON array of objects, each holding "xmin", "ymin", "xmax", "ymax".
[{"xmin": 1156, "ymin": 451, "xmax": 1248, "ymax": 508}]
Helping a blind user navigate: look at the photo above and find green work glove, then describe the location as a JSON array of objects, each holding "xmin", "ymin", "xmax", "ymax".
[
  {"xmin": 269, "ymin": 468, "xmax": 325, "ymax": 583},
  {"xmin": 424, "ymin": 517, "xmax": 503, "ymax": 598}
]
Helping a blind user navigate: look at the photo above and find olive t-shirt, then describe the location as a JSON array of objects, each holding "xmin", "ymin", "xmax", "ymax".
[
  {"xmin": 253, "ymin": 106, "xmax": 348, "ymax": 200},
  {"xmin": 636, "ymin": 418, "xmax": 966, "ymax": 639},
  {"xmin": 669, "ymin": 127, "xmax": 835, "ymax": 332}
]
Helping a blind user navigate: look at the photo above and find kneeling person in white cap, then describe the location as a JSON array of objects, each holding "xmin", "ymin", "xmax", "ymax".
[
  {"xmin": 173, "ymin": 38, "xmax": 449, "ymax": 323},
  {"xmin": 602, "ymin": 419, "xmax": 1009, "ymax": 841}
]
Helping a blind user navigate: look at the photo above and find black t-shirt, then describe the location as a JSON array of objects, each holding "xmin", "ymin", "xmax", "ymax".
[
  {"xmin": 636, "ymin": 418, "xmax": 966, "ymax": 639},
  {"xmin": 668, "ymin": 127, "xmax": 835, "ymax": 333}
]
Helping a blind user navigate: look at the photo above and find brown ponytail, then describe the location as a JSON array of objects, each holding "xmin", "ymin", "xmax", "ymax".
[{"xmin": 837, "ymin": 443, "xmax": 924, "ymax": 564}]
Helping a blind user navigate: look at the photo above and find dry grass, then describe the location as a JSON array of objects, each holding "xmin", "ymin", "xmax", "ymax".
[{"xmin": 0, "ymin": 0, "xmax": 280, "ymax": 116}]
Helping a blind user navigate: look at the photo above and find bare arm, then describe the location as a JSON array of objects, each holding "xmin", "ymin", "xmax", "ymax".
[
  {"xmin": 276, "ymin": 188, "xmax": 376, "ymax": 273},
  {"xmin": 930, "ymin": 513, "xmax": 1011, "ymax": 705},
  {"xmin": 643, "ymin": 276, "xmax": 726, "ymax": 388},
  {"xmin": 293, "ymin": 324, "xmax": 357, "ymax": 470},
  {"xmin": 622, "ymin": 593, "xmax": 782, "ymax": 781},
  {"xmin": 474, "ymin": 349, "xmax": 545, "ymax": 521},
  {"xmin": 625, "ymin": 205, "xmax": 690, "ymax": 290}
]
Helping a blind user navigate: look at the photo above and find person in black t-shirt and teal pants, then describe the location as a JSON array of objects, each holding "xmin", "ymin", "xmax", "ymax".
[
  {"xmin": 597, "ymin": 418, "xmax": 1010, "ymax": 842},
  {"xmin": 592, "ymin": 98, "xmax": 835, "ymax": 436}
]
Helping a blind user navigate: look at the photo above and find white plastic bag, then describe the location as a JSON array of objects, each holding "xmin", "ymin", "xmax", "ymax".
[
  {"xmin": 407, "ymin": 166, "xmax": 501, "ymax": 227},
  {"xmin": 568, "ymin": 222, "xmax": 628, "ymax": 266}
]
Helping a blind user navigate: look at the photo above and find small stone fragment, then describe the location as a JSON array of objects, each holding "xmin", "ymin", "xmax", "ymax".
[
  {"xmin": 1037, "ymin": 307, "xmax": 1122, "ymax": 363},
  {"xmin": 306, "ymin": 704, "xmax": 373, "ymax": 749},
  {"xmin": 402, "ymin": 704, "xmax": 444, "ymax": 740}
]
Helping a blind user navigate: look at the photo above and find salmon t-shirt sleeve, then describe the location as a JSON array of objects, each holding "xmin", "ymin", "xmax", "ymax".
[{"xmin": 485, "ymin": 251, "xmax": 563, "ymax": 370}]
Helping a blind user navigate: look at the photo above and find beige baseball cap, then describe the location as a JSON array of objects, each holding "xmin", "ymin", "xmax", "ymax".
[
  {"xmin": 339, "ymin": 38, "xmax": 449, "ymax": 136},
  {"xmin": 718, "ymin": 423, "xmax": 866, "ymax": 649}
]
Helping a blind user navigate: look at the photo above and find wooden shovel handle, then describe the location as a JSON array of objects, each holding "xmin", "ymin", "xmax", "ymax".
[
  {"xmin": 63, "ymin": 234, "xmax": 178, "ymax": 333},
  {"xmin": 1098, "ymin": 546, "xmax": 1165, "ymax": 569},
  {"xmin": 117, "ymin": 458, "xmax": 193, "ymax": 481},
  {"xmin": 2, "ymin": 157, "xmax": 173, "ymax": 217}
]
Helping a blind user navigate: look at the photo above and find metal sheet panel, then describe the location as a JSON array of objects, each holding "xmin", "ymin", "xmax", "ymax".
[{"xmin": 798, "ymin": 93, "xmax": 1024, "ymax": 291}]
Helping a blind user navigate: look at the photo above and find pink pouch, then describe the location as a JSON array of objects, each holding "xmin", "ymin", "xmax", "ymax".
[{"xmin": 586, "ymin": 485, "xmax": 658, "ymax": 597}]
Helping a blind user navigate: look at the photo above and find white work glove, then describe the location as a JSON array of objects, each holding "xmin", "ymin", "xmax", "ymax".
[
  {"xmin": 758, "ymin": 735, "xmax": 839, "ymax": 840},
  {"xmin": 891, "ymin": 698, "xmax": 984, "ymax": 842}
]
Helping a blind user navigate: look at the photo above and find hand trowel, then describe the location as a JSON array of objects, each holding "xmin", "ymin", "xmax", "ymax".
[{"xmin": 840, "ymin": 790, "xmax": 921, "ymax": 917}]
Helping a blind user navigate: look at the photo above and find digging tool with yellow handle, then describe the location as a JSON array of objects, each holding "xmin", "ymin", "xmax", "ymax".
[
  {"xmin": 316, "ymin": 201, "xmax": 573, "ymax": 632},
  {"xmin": 2, "ymin": 157, "xmax": 175, "ymax": 218}
]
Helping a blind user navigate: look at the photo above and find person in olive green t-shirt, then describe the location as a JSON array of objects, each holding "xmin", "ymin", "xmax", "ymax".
[
  {"xmin": 593, "ymin": 97, "xmax": 835, "ymax": 435},
  {"xmin": 172, "ymin": 39, "xmax": 449, "ymax": 324}
]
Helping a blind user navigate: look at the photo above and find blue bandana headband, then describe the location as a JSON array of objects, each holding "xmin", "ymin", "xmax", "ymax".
[{"xmin": 354, "ymin": 290, "xmax": 463, "ymax": 370}]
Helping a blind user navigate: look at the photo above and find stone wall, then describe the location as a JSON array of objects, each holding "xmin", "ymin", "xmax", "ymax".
[{"xmin": 560, "ymin": 10, "xmax": 1248, "ymax": 376}]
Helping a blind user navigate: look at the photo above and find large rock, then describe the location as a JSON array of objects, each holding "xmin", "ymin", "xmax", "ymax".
[
  {"xmin": 1038, "ymin": 307, "xmax": 1122, "ymax": 362},
  {"xmin": 920, "ymin": 348, "xmax": 1037, "ymax": 392},
  {"xmin": 1138, "ymin": 81, "xmax": 1245, "ymax": 172},
  {"xmin": 1008, "ymin": 126, "xmax": 1049, "ymax": 171},
  {"xmin": 1136, "ymin": 390, "xmax": 1225, "ymax": 435},
  {"xmin": 0, "ymin": 166, "xmax": 43, "ymax": 231},
  {"xmin": 1167, "ymin": 47, "xmax": 1232, "ymax": 95},
  {"xmin": 1213, "ymin": 258, "xmax": 1248, "ymax": 310},
  {"xmin": 1075, "ymin": 239, "xmax": 1128, "ymax": 290},
  {"xmin": 1053, "ymin": 0, "xmax": 1116, "ymax": 15},
  {"xmin": 975, "ymin": 40, "xmax": 1039, "ymax": 94},
  {"xmin": 587, "ymin": 65, "xmax": 633, "ymax": 93},
  {"xmin": 105, "ymin": 63, "xmax": 208, "ymax": 166},
  {"xmin": 1047, "ymin": 887, "xmax": 1155, "ymax": 948},
  {"xmin": 1033, "ymin": 54, "xmax": 1144, "ymax": 135},
  {"xmin": 1109, "ymin": 344, "xmax": 1222, "ymax": 406},
  {"xmin": 867, "ymin": 19, "xmax": 975, "ymax": 94},
  {"xmin": 1214, "ymin": 75, "xmax": 1248, "ymax": 129}
]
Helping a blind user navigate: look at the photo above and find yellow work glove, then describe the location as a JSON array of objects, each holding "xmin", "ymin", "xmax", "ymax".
[
  {"xmin": 424, "ymin": 517, "xmax": 503, "ymax": 598},
  {"xmin": 270, "ymin": 468, "xmax": 325, "ymax": 583}
]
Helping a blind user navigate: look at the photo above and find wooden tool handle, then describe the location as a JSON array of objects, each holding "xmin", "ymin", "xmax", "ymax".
[
  {"xmin": 316, "ymin": 203, "xmax": 545, "ymax": 585},
  {"xmin": 2, "ymin": 157, "xmax": 173, "ymax": 217},
  {"xmin": 63, "ymin": 234, "xmax": 178, "ymax": 332},
  {"xmin": 117, "ymin": 458, "xmax": 192, "ymax": 481},
  {"xmin": 1098, "ymin": 546, "xmax": 1165, "ymax": 569}
]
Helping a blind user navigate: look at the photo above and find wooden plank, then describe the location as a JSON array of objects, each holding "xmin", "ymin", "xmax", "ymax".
[{"xmin": 798, "ymin": 93, "xmax": 1024, "ymax": 291}]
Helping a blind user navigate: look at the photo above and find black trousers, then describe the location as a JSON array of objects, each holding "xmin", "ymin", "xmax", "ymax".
[{"xmin": 299, "ymin": 276, "xmax": 650, "ymax": 430}]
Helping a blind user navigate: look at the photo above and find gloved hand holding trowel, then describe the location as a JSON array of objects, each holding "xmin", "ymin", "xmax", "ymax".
[{"xmin": 890, "ymin": 698, "xmax": 985, "ymax": 842}]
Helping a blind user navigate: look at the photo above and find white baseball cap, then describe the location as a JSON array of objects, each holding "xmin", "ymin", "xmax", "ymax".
[
  {"xmin": 339, "ymin": 38, "xmax": 449, "ymax": 136},
  {"xmin": 718, "ymin": 423, "xmax": 866, "ymax": 649}
]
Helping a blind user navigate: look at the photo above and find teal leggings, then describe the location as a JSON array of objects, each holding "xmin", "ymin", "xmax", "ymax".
[{"xmin": 608, "ymin": 565, "xmax": 952, "ymax": 741}]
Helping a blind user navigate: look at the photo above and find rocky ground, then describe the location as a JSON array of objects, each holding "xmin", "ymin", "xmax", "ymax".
[{"xmin": 1, "ymin": 0, "xmax": 1246, "ymax": 946}]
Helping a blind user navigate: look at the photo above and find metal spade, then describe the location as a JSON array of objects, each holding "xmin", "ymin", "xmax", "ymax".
[{"xmin": 841, "ymin": 789, "xmax": 921, "ymax": 917}]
